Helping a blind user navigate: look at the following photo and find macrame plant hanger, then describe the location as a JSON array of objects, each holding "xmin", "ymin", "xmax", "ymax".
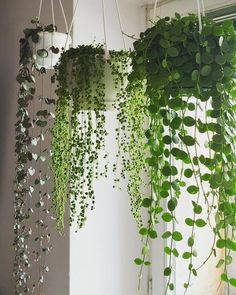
[{"xmin": 101, "ymin": 0, "xmax": 127, "ymax": 59}]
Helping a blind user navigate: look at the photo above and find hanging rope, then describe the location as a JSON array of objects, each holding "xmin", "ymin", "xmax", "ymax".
[
  {"xmin": 152, "ymin": 0, "xmax": 159, "ymax": 23},
  {"xmin": 38, "ymin": 0, "xmax": 43, "ymax": 21},
  {"xmin": 196, "ymin": 0, "xmax": 203, "ymax": 32},
  {"xmin": 64, "ymin": 0, "xmax": 79, "ymax": 50},
  {"xmin": 59, "ymin": 0, "xmax": 69, "ymax": 33},
  {"xmin": 101, "ymin": 0, "xmax": 109, "ymax": 58},
  {"xmin": 114, "ymin": 0, "xmax": 126, "ymax": 50},
  {"xmin": 50, "ymin": 0, "xmax": 56, "ymax": 29},
  {"xmin": 201, "ymin": 0, "xmax": 206, "ymax": 17}
]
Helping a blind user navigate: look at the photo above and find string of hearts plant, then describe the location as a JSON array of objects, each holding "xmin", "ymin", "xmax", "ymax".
[
  {"xmin": 129, "ymin": 14, "xmax": 236, "ymax": 293},
  {"xmin": 14, "ymin": 19, "xmax": 56, "ymax": 294}
]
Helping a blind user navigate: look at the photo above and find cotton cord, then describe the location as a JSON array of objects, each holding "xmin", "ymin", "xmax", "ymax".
[
  {"xmin": 196, "ymin": 0, "xmax": 203, "ymax": 32},
  {"xmin": 38, "ymin": 0, "xmax": 43, "ymax": 21},
  {"xmin": 64, "ymin": 0, "xmax": 80, "ymax": 50},
  {"xmin": 102, "ymin": 0, "xmax": 109, "ymax": 58},
  {"xmin": 114, "ymin": 0, "xmax": 126, "ymax": 50},
  {"xmin": 59, "ymin": 0, "xmax": 69, "ymax": 32},
  {"xmin": 51, "ymin": 0, "xmax": 56, "ymax": 29},
  {"xmin": 200, "ymin": 0, "xmax": 206, "ymax": 17},
  {"xmin": 152, "ymin": 0, "xmax": 159, "ymax": 23}
]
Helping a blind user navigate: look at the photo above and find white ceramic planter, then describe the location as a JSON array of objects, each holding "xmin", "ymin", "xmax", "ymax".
[
  {"xmin": 35, "ymin": 32, "xmax": 71, "ymax": 69},
  {"xmin": 66, "ymin": 56, "xmax": 130, "ymax": 110}
]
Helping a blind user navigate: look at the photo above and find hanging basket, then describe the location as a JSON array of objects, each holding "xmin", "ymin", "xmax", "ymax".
[
  {"xmin": 35, "ymin": 31, "xmax": 72, "ymax": 69},
  {"xmin": 61, "ymin": 46, "xmax": 130, "ymax": 110}
]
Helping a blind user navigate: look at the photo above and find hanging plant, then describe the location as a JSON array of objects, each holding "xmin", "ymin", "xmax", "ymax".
[
  {"xmin": 129, "ymin": 14, "xmax": 236, "ymax": 292},
  {"xmin": 52, "ymin": 45, "xmax": 135, "ymax": 232},
  {"xmin": 14, "ymin": 19, "xmax": 56, "ymax": 294},
  {"xmin": 110, "ymin": 50, "xmax": 147, "ymax": 226}
]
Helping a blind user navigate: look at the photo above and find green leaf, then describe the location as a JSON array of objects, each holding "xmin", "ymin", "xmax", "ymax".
[
  {"xmin": 162, "ymin": 166, "xmax": 172, "ymax": 176},
  {"xmin": 221, "ymin": 273, "xmax": 228, "ymax": 282},
  {"xmin": 195, "ymin": 219, "xmax": 207, "ymax": 227},
  {"xmin": 183, "ymin": 116, "xmax": 195, "ymax": 127},
  {"xmin": 170, "ymin": 117, "xmax": 182, "ymax": 129},
  {"xmin": 167, "ymin": 47, "xmax": 179, "ymax": 57},
  {"xmin": 168, "ymin": 198, "xmax": 177, "ymax": 211},
  {"xmin": 162, "ymin": 231, "xmax": 172, "ymax": 239},
  {"xmin": 169, "ymin": 283, "xmax": 174, "ymax": 291},
  {"xmin": 223, "ymin": 66, "xmax": 233, "ymax": 77},
  {"xmin": 229, "ymin": 278, "xmax": 236, "ymax": 287},
  {"xmin": 134, "ymin": 258, "xmax": 143, "ymax": 265},
  {"xmin": 184, "ymin": 169, "xmax": 193, "ymax": 178},
  {"xmin": 188, "ymin": 237, "xmax": 194, "ymax": 247},
  {"xmin": 201, "ymin": 52, "xmax": 214, "ymax": 64},
  {"xmin": 163, "ymin": 135, "xmax": 172, "ymax": 144},
  {"xmin": 139, "ymin": 227, "xmax": 148, "ymax": 236},
  {"xmin": 187, "ymin": 185, "xmax": 199, "ymax": 194},
  {"xmin": 149, "ymin": 229, "xmax": 158, "ymax": 239},
  {"xmin": 216, "ymin": 259, "xmax": 224, "ymax": 268},
  {"xmin": 200, "ymin": 65, "xmax": 212, "ymax": 76},
  {"xmin": 164, "ymin": 267, "xmax": 172, "ymax": 276},
  {"xmin": 193, "ymin": 204, "xmax": 202, "ymax": 214},
  {"xmin": 144, "ymin": 261, "xmax": 151, "ymax": 266},
  {"xmin": 160, "ymin": 39, "xmax": 171, "ymax": 48},
  {"xmin": 172, "ymin": 231, "xmax": 183, "ymax": 241},
  {"xmin": 185, "ymin": 218, "xmax": 194, "ymax": 226},
  {"xmin": 181, "ymin": 135, "xmax": 196, "ymax": 146},
  {"xmin": 216, "ymin": 239, "xmax": 226, "ymax": 249},
  {"xmin": 182, "ymin": 252, "xmax": 191, "ymax": 259},
  {"xmin": 148, "ymin": 104, "xmax": 158, "ymax": 113},
  {"xmin": 36, "ymin": 120, "xmax": 47, "ymax": 127},
  {"xmin": 162, "ymin": 212, "xmax": 172, "ymax": 222},
  {"xmin": 195, "ymin": 52, "xmax": 201, "ymax": 64},
  {"xmin": 142, "ymin": 198, "xmax": 152, "ymax": 208},
  {"xmin": 172, "ymin": 248, "xmax": 179, "ymax": 257},
  {"xmin": 164, "ymin": 246, "xmax": 171, "ymax": 255},
  {"xmin": 215, "ymin": 55, "xmax": 226, "ymax": 65},
  {"xmin": 142, "ymin": 245, "xmax": 149, "ymax": 255},
  {"xmin": 37, "ymin": 49, "xmax": 48, "ymax": 58},
  {"xmin": 226, "ymin": 239, "xmax": 236, "ymax": 251},
  {"xmin": 191, "ymin": 69, "xmax": 199, "ymax": 81}
]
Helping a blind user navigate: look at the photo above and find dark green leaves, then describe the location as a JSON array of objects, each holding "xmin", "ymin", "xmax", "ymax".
[
  {"xmin": 180, "ymin": 135, "xmax": 196, "ymax": 146},
  {"xmin": 183, "ymin": 116, "xmax": 195, "ymax": 127},
  {"xmin": 187, "ymin": 185, "xmax": 199, "ymax": 194},
  {"xmin": 37, "ymin": 49, "xmax": 48, "ymax": 58},
  {"xmin": 142, "ymin": 198, "xmax": 152, "ymax": 208},
  {"xmin": 195, "ymin": 219, "xmax": 207, "ymax": 228},
  {"xmin": 167, "ymin": 47, "xmax": 179, "ymax": 57},
  {"xmin": 200, "ymin": 65, "xmax": 212, "ymax": 76},
  {"xmin": 162, "ymin": 212, "xmax": 172, "ymax": 222},
  {"xmin": 172, "ymin": 231, "xmax": 183, "ymax": 241}
]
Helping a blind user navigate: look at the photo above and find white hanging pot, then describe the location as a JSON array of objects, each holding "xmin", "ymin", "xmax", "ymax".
[
  {"xmin": 35, "ymin": 32, "xmax": 72, "ymax": 69},
  {"xmin": 66, "ymin": 53, "xmax": 130, "ymax": 110}
]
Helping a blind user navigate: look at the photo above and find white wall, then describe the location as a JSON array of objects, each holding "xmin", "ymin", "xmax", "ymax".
[{"xmin": 70, "ymin": 1, "xmax": 148, "ymax": 295}]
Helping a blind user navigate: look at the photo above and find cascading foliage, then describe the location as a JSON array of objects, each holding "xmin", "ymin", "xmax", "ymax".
[
  {"xmin": 110, "ymin": 50, "xmax": 147, "ymax": 226},
  {"xmin": 52, "ymin": 45, "xmax": 109, "ymax": 232},
  {"xmin": 129, "ymin": 14, "xmax": 236, "ymax": 293},
  {"xmin": 14, "ymin": 19, "xmax": 55, "ymax": 294}
]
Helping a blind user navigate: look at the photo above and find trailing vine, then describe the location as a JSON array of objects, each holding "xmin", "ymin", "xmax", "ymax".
[
  {"xmin": 110, "ymin": 50, "xmax": 147, "ymax": 226},
  {"xmin": 53, "ymin": 44, "xmax": 110, "ymax": 232},
  {"xmin": 14, "ymin": 19, "xmax": 56, "ymax": 294},
  {"xmin": 129, "ymin": 14, "xmax": 236, "ymax": 292}
]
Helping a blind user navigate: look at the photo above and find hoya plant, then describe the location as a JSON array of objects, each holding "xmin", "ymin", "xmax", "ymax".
[
  {"xmin": 128, "ymin": 14, "xmax": 236, "ymax": 293},
  {"xmin": 14, "ymin": 19, "xmax": 56, "ymax": 294},
  {"xmin": 52, "ymin": 44, "xmax": 132, "ymax": 232}
]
